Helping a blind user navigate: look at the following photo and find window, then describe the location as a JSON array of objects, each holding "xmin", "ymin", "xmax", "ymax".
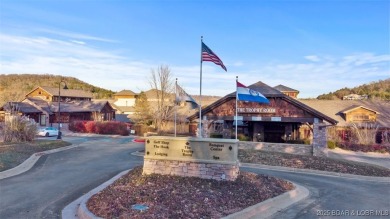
[{"xmin": 352, "ymin": 114, "xmax": 370, "ymax": 121}]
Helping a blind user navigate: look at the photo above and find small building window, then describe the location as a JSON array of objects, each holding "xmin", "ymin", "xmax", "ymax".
[{"xmin": 352, "ymin": 114, "xmax": 370, "ymax": 121}]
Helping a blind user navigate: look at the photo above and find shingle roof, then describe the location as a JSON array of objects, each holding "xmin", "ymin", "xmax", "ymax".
[
  {"xmin": 187, "ymin": 81, "xmax": 337, "ymax": 124},
  {"xmin": 49, "ymin": 100, "xmax": 112, "ymax": 113},
  {"xmin": 274, "ymin": 85, "xmax": 299, "ymax": 93},
  {"xmin": 0, "ymin": 102, "xmax": 42, "ymax": 113},
  {"xmin": 114, "ymin": 90, "xmax": 137, "ymax": 96},
  {"xmin": 299, "ymin": 99, "xmax": 390, "ymax": 127},
  {"xmin": 115, "ymin": 114, "xmax": 133, "ymax": 123},
  {"xmin": 37, "ymin": 86, "xmax": 93, "ymax": 98},
  {"xmin": 25, "ymin": 97, "xmax": 52, "ymax": 113}
]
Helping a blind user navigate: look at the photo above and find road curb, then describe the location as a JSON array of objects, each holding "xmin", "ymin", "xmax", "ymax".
[
  {"xmin": 62, "ymin": 169, "xmax": 130, "ymax": 219},
  {"xmin": 222, "ymin": 183, "xmax": 309, "ymax": 219},
  {"xmin": 0, "ymin": 144, "xmax": 81, "ymax": 180},
  {"xmin": 241, "ymin": 163, "xmax": 390, "ymax": 182},
  {"xmin": 63, "ymin": 168, "xmax": 308, "ymax": 219}
]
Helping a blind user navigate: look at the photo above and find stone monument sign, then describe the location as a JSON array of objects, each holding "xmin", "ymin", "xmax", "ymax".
[{"xmin": 143, "ymin": 136, "xmax": 239, "ymax": 181}]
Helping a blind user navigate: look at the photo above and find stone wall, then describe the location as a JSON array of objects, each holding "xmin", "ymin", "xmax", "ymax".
[
  {"xmin": 143, "ymin": 159, "xmax": 240, "ymax": 181},
  {"xmin": 238, "ymin": 141, "xmax": 312, "ymax": 156},
  {"xmin": 312, "ymin": 123, "xmax": 327, "ymax": 157}
]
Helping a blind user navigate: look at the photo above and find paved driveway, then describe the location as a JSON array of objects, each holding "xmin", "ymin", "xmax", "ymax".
[
  {"xmin": 1, "ymin": 137, "xmax": 389, "ymax": 219},
  {"xmin": 0, "ymin": 136, "xmax": 144, "ymax": 219},
  {"xmin": 242, "ymin": 166, "xmax": 390, "ymax": 219}
]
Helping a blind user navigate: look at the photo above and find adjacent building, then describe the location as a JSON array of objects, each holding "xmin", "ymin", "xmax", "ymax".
[{"xmin": 0, "ymin": 86, "xmax": 115, "ymax": 126}]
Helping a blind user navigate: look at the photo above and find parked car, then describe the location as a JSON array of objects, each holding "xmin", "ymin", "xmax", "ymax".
[{"xmin": 37, "ymin": 127, "xmax": 59, "ymax": 137}]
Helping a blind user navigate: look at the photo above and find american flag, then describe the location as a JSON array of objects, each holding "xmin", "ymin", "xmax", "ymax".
[{"xmin": 202, "ymin": 42, "xmax": 227, "ymax": 71}]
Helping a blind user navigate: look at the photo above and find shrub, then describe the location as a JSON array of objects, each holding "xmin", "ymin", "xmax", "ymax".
[
  {"xmin": 85, "ymin": 121, "xmax": 97, "ymax": 133},
  {"xmin": 237, "ymin": 134, "xmax": 250, "ymax": 141},
  {"xmin": 69, "ymin": 120, "xmax": 87, "ymax": 133},
  {"xmin": 210, "ymin": 133, "xmax": 223, "ymax": 138},
  {"xmin": 286, "ymin": 139, "xmax": 306, "ymax": 144},
  {"xmin": 303, "ymin": 138, "xmax": 311, "ymax": 145},
  {"xmin": 2, "ymin": 115, "xmax": 38, "ymax": 143},
  {"xmin": 327, "ymin": 141, "xmax": 337, "ymax": 149},
  {"xmin": 337, "ymin": 142, "xmax": 390, "ymax": 153}
]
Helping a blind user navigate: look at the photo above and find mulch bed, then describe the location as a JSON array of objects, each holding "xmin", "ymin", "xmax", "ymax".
[
  {"xmin": 239, "ymin": 149, "xmax": 390, "ymax": 177},
  {"xmin": 87, "ymin": 166, "xmax": 294, "ymax": 219}
]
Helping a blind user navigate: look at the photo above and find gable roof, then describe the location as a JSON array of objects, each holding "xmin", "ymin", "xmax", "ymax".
[
  {"xmin": 26, "ymin": 86, "xmax": 93, "ymax": 98},
  {"xmin": 188, "ymin": 81, "xmax": 337, "ymax": 124},
  {"xmin": 340, "ymin": 105, "xmax": 379, "ymax": 114},
  {"xmin": 24, "ymin": 97, "xmax": 52, "ymax": 113},
  {"xmin": 299, "ymin": 99, "xmax": 390, "ymax": 127},
  {"xmin": 274, "ymin": 85, "xmax": 299, "ymax": 93},
  {"xmin": 114, "ymin": 90, "xmax": 137, "ymax": 96}
]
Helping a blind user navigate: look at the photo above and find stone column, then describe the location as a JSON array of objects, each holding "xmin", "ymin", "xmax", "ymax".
[{"xmin": 312, "ymin": 122, "xmax": 327, "ymax": 157}]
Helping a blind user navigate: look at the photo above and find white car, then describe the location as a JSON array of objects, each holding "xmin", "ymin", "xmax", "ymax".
[{"xmin": 37, "ymin": 127, "xmax": 59, "ymax": 137}]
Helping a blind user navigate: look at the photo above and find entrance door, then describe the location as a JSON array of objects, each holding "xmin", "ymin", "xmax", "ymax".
[
  {"xmin": 40, "ymin": 114, "xmax": 46, "ymax": 126},
  {"xmin": 264, "ymin": 123, "xmax": 285, "ymax": 143}
]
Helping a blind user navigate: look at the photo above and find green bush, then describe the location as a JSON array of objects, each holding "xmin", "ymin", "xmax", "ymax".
[
  {"xmin": 303, "ymin": 138, "xmax": 311, "ymax": 145},
  {"xmin": 210, "ymin": 133, "xmax": 223, "ymax": 138},
  {"xmin": 327, "ymin": 141, "xmax": 337, "ymax": 149},
  {"xmin": 237, "ymin": 134, "xmax": 250, "ymax": 141},
  {"xmin": 286, "ymin": 139, "xmax": 305, "ymax": 144}
]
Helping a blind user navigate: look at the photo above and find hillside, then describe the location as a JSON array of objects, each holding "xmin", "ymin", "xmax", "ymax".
[
  {"xmin": 0, "ymin": 74, "xmax": 116, "ymax": 106},
  {"xmin": 317, "ymin": 78, "xmax": 390, "ymax": 100}
]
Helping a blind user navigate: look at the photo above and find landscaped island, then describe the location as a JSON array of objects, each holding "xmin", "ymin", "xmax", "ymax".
[{"xmin": 87, "ymin": 166, "xmax": 294, "ymax": 218}]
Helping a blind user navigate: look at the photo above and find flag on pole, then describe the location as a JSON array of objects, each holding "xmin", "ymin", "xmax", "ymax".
[
  {"xmin": 176, "ymin": 84, "xmax": 199, "ymax": 108},
  {"xmin": 237, "ymin": 81, "xmax": 270, "ymax": 104},
  {"xmin": 202, "ymin": 42, "xmax": 227, "ymax": 71}
]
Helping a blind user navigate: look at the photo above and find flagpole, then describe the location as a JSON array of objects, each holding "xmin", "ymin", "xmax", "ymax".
[
  {"xmin": 199, "ymin": 36, "xmax": 203, "ymax": 138},
  {"xmin": 174, "ymin": 78, "xmax": 177, "ymax": 137},
  {"xmin": 235, "ymin": 76, "xmax": 238, "ymax": 140}
]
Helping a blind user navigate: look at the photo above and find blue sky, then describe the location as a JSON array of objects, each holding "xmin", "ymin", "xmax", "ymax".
[{"xmin": 1, "ymin": 0, "xmax": 389, "ymax": 98}]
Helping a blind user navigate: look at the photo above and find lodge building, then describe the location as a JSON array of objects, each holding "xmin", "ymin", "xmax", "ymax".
[
  {"xmin": 0, "ymin": 86, "xmax": 115, "ymax": 126},
  {"xmin": 188, "ymin": 81, "xmax": 338, "ymax": 143}
]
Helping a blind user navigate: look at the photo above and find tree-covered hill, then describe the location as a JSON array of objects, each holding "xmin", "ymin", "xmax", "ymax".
[
  {"xmin": 0, "ymin": 74, "xmax": 116, "ymax": 106},
  {"xmin": 317, "ymin": 78, "xmax": 390, "ymax": 100}
]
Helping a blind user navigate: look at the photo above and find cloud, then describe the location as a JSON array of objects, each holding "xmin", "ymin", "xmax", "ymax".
[
  {"xmin": 304, "ymin": 55, "xmax": 320, "ymax": 62},
  {"xmin": 0, "ymin": 33, "xmax": 152, "ymax": 92},
  {"xmin": 0, "ymin": 32, "xmax": 388, "ymax": 98},
  {"xmin": 70, "ymin": 40, "xmax": 86, "ymax": 45},
  {"xmin": 37, "ymin": 28, "xmax": 118, "ymax": 43}
]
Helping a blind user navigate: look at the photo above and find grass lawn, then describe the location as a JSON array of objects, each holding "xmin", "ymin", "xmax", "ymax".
[{"xmin": 0, "ymin": 140, "xmax": 72, "ymax": 172}]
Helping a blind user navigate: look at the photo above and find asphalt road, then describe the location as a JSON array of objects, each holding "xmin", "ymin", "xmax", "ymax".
[
  {"xmin": 242, "ymin": 166, "xmax": 390, "ymax": 219},
  {"xmin": 0, "ymin": 136, "xmax": 144, "ymax": 219},
  {"xmin": 1, "ymin": 136, "xmax": 389, "ymax": 219}
]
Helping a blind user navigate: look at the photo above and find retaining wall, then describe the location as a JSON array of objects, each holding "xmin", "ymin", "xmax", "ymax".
[{"xmin": 238, "ymin": 142, "xmax": 312, "ymax": 156}]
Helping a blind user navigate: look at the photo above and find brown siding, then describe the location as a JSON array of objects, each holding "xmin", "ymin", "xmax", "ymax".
[
  {"xmin": 26, "ymin": 88, "xmax": 53, "ymax": 101},
  {"xmin": 204, "ymin": 98, "xmax": 315, "ymax": 119},
  {"xmin": 345, "ymin": 108, "xmax": 377, "ymax": 123}
]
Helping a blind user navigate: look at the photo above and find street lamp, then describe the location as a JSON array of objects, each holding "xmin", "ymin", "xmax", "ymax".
[{"xmin": 57, "ymin": 80, "xmax": 68, "ymax": 139}]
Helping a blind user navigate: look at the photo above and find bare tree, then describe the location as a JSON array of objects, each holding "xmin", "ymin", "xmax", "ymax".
[
  {"xmin": 149, "ymin": 65, "xmax": 175, "ymax": 134},
  {"xmin": 349, "ymin": 122, "xmax": 378, "ymax": 145}
]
